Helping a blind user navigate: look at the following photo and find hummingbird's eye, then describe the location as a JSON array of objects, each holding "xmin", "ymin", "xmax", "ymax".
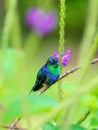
[
  {"xmin": 51, "ymin": 59, "xmax": 58, "ymax": 64},
  {"xmin": 52, "ymin": 59, "xmax": 56, "ymax": 63}
]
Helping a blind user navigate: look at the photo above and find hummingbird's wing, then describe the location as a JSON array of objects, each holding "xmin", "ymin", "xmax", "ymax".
[
  {"xmin": 29, "ymin": 66, "xmax": 47, "ymax": 93},
  {"xmin": 33, "ymin": 74, "xmax": 46, "ymax": 91}
]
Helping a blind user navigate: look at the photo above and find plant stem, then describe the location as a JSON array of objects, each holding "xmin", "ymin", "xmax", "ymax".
[
  {"xmin": 79, "ymin": 0, "xmax": 98, "ymax": 64},
  {"xmin": 78, "ymin": 0, "xmax": 98, "ymax": 84},
  {"xmin": 77, "ymin": 110, "xmax": 90, "ymax": 124},
  {"xmin": 59, "ymin": 0, "xmax": 65, "ymax": 55},
  {"xmin": 11, "ymin": 9, "xmax": 22, "ymax": 49},
  {"xmin": 2, "ymin": 0, "xmax": 17, "ymax": 51},
  {"xmin": 58, "ymin": 0, "xmax": 66, "ymax": 101},
  {"xmin": 80, "ymin": 32, "xmax": 98, "ymax": 84}
]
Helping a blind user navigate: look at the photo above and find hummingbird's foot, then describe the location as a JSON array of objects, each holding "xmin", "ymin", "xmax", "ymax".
[{"xmin": 37, "ymin": 85, "xmax": 49, "ymax": 95}]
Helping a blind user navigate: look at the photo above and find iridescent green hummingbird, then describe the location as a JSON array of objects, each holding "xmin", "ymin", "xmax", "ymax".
[{"xmin": 29, "ymin": 55, "xmax": 60, "ymax": 94}]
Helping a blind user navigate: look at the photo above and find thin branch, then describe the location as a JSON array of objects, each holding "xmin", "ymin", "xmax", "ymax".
[
  {"xmin": 77, "ymin": 110, "xmax": 90, "ymax": 124},
  {"xmin": 2, "ymin": 117, "xmax": 26, "ymax": 130},
  {"xmin": 58, "ymin": 66, "xmax": 80, "ymax": 81},
  {"xmin": 2, "ymin": 125, "xmax": 26, "ymax": 130},
  {"xmin": 91, "ymin": 58, "xmax": 98, "ymax": 64},
  {"xmin": 37, "ymin": 85, "xmax": 49, "ymax": 95},
  {"xmin": 58, "ymin": 57, "xmax": 98, "ymax": 81},
  {"xmin": 38, "ymin": 58, "xmax": 98, "ymax": 95}
]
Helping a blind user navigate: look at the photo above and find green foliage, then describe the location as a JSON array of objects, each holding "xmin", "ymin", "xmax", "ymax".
[
  {"xmin": 71, "ymin": 124, "xmax": 87, "ymax": 130},
  {"xmin": 2, "ymin": 0, "xmax": 17, "ymax": 50},
  {"xmin": 3, "ymin": 95, "xmax": 58, "ymax": 123},
  {"xmin": 0, "ymin": 49, "xmax": 24, "ymax": 77},
  {"xmin": 90, "ymin": 118, "xmax": 98, "ymax": 127},
  {"xmin": 80, "ymin": 94, "xmax": 98, "ymax": 110},
  {"xmin": 43, "ymin": 122, "xmax": 60, "ymax": 130}
]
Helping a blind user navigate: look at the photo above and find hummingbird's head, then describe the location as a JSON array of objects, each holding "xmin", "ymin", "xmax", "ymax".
[{"xmin": 46, "ymin": 56, "xmax": 59, "ymax": 68}]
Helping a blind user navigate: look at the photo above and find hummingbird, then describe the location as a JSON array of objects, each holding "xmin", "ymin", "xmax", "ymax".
[{"xmin": 29, "ymin": 56, "xmax": 60, "ymax": 94}]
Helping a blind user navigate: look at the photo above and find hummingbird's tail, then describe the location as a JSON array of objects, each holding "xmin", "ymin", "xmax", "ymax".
[
  {"xmin": 28, "ymin": 82, "xmax": 43, "ymax": 94},
  {"xmin": 28, "ymin": 88, "xmax": 33, "ymax": 94}
]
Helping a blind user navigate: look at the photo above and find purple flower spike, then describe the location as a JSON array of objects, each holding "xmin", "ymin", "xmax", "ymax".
[
  {"xmin": 62, "ymin": 50, "xmax": 71, "ymax": 67},
  {"xmin": 25, "ymin": 8, "xmax": 57, "ymax": 36},
  {"xmin": 53, "ymin": 52, "xmax": 60, "ymax": 61}
]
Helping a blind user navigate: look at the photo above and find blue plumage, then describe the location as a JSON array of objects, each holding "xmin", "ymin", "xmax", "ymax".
[{"xmin": 29, "ymin": 56, "xmax": 60, "ymax": 93}]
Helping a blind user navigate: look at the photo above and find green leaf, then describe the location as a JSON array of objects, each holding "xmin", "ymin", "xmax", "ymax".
[
  {"xmin": 43, "ymin": 122, "xmax": 60, "ymax": 130},
  {"xmin": 70, "ymin": 124, "xmax": 87, "ymax": 130},
  {"xmin": 3, "ymin": 95, "xmax": 58, "ymax": 123},
  {"xmin": 80, "ymin": 94, "xmax": 98, "ymax": 110},
  {"xmin": 90, "ymin": 118, "xmax": 98, "ymax": 127}
]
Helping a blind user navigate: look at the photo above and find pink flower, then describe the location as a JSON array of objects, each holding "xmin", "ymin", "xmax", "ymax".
[
  {"xmin": 62, "ymin": 50, "xmax": 71, "ymax": 67},
  {"xmin": 53, "ymin": 50, "xmax": 71, "ymax": 67}
]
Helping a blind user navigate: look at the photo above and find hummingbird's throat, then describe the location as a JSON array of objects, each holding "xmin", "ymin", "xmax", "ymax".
[{"xmin": 47, "ymin": 65, "xmax": 60, "ymax": 76}]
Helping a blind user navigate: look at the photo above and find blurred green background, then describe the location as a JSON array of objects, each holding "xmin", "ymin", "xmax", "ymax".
[{"xmin": 0, "ymin": 0, "xmax": 98, "ymax": 130}]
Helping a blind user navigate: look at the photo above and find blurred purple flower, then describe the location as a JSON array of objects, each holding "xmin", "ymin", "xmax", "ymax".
[
  {"xmin": 62, "ymin": 50, "xmax": 71, "ymax": 67},
  {"xmin": 53, "ymin": 50, "xmax": 71, "ymax": 67},
  {"xmin": 25, "ymin": 8, "xmax": 57, "ymax": 36}
]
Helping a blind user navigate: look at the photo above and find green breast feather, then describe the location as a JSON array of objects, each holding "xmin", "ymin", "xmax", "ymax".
[{"xmin": 47, "ymin": 65, "xmax": 60, "ymax": 76}]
